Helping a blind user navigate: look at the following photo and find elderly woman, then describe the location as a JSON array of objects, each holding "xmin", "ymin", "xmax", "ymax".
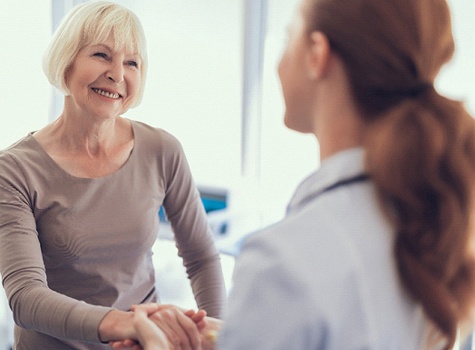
[{"xmin": 0, "ymin": 2, "xmax": 225, "ymax": 349}]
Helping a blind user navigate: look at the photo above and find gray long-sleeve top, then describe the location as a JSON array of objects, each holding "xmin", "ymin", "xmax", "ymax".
[{"xmin": 0, "ymin": 120, "xmax": 225, "ymax": 349}]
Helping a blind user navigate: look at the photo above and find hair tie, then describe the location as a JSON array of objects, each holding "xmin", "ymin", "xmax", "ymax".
[
  {"xmin": 406, "ymin": 82, "xmax": 433, "ymax": 98},
  {"xmin": 372, "ymin": 82, "xmax": 433, "ymax": 99}
]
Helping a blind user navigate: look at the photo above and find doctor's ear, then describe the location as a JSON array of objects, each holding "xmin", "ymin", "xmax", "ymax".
[{"xmin": 306, "ymin": 31, "xmax": 332, "ymax": 80}]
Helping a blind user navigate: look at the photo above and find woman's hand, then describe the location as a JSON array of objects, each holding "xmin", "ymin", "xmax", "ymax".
[
  {"xmin": 130, "ymin": 304, "xmax": 173, "ymax": 350},
  {"xmin": 109, "ymin": 303, "xmax": 206, "ymax": 350},
  {"xmin": 141, "ymin": 306, "xmax": 223, "ymax": 350}
]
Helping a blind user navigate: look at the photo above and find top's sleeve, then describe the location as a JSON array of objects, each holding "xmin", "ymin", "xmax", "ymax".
[
  {"xmin": 0, "ymin": 153, "xmax": 111, "ymax": 343},
  {"xmin": 160, "ymin": 134, "xmax": 226, "ymax": 318}
]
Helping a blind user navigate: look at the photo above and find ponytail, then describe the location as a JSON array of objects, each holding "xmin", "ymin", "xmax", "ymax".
[{"xmin": 364, "ymin": 91, "xmax": 475, "ymax": 348}]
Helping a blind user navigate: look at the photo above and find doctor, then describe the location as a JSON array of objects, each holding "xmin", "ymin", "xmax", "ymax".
[{"xmin": 218, "ymin": 0, "xmax": 475, "ymax": 348}]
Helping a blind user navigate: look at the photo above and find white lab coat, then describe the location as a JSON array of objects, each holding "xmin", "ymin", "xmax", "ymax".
[{"xmin": 218, "ymin": 148, "xmax": 428, "ymax": 350}]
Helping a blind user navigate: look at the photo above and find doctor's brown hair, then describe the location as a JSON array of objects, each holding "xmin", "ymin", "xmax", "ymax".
[{"xmin": 303, "ymin": 0, "xmax": 475, "ymax": 348}]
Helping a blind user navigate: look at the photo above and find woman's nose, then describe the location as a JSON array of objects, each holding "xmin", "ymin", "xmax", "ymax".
[{"xmin": 106, "ymin": 61, "xmax": 124, "ymax": 83}]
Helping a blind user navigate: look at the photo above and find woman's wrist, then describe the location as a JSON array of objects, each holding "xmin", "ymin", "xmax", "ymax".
[{"xmin": 98, "ymin": 309, "xmax": 135, "ymax": 343}]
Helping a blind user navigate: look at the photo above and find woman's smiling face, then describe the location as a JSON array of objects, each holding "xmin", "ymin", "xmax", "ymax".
[{"xmin": 65, "ymin": 37, "xmax": 142, "ymax": 119}]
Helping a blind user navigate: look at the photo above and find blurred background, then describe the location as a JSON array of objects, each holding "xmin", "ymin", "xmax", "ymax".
[{"xmin": 0, "ymin": 1, "xmax": 474, "ymax": 349}]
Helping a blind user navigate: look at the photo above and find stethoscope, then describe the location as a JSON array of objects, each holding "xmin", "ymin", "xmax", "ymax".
[
  {"xmin": 230, "ymin": 173, "xmax": 371, "ymax": 257},
  {"xmin": 289, "ymin": 173, "xmax": 371, "ymax": 213}
]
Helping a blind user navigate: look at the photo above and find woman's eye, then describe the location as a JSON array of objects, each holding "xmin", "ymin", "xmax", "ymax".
[
  {"xmin": 93, "ymin": 52, "xmax": 108, "ymax": 59},
  {"xmin": 127, "ymin": 61, "xmax": 139, "ymax": 68}
]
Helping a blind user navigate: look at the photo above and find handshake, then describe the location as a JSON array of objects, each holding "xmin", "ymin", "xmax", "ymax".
[{"xmin": 106, "ymin": 304, "xmax": 222, "ymax": 350}]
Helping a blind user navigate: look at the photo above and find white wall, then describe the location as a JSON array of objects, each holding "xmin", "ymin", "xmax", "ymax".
[
  {"xmin": 0, "ymin": 1, "xmax": 51, "ymax": 150},
  {"xmin": 125, "ymin": 0, "xmax": 243, "ymax": 187},
  {"xmin": 437, "ymin": 1, "xmax": 475, "ymax": 114}
]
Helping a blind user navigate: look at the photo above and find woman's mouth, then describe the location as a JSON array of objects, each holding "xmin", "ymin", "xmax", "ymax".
[{"xmin": 92, "ymin": 88, "xmax": 121, "ymax": 99}]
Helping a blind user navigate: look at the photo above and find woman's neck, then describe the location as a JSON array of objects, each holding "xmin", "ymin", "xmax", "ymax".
[
  {"xmin": 52, "ymin": 114, "xmax": 120, "ymax": 156},
  {"xmin": 316, "ymin": 114, "xmax": 365, "ymax": 161}
]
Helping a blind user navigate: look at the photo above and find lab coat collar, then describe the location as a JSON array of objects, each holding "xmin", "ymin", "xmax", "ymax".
[{"xmin": 286, "ymin": 147, "xmax": 367, "ymax": 215}]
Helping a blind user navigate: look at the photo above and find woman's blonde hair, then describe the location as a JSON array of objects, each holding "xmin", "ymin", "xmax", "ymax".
[{"xmin": 43, "ymin": 1, "xmax": 148, "ymax": 107}]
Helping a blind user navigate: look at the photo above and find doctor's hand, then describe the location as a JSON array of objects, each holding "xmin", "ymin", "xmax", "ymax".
[
  {"xmin": 199, "ymin": 316, "xmax": 223, "ymax": 350},
  {"xmin": 145, "ymin": 304, "xmax": 205, "ymax": 350}
]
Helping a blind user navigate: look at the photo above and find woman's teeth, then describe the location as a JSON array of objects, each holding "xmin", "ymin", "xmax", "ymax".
[{"xmin": 92, "ymin": 88, "xmax": 120, "ymax": 99}]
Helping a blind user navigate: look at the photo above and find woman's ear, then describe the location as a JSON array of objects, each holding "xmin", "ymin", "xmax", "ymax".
[{"xmin": 306, "ymin": 31, "xmax": 331, "ymax": 80}]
